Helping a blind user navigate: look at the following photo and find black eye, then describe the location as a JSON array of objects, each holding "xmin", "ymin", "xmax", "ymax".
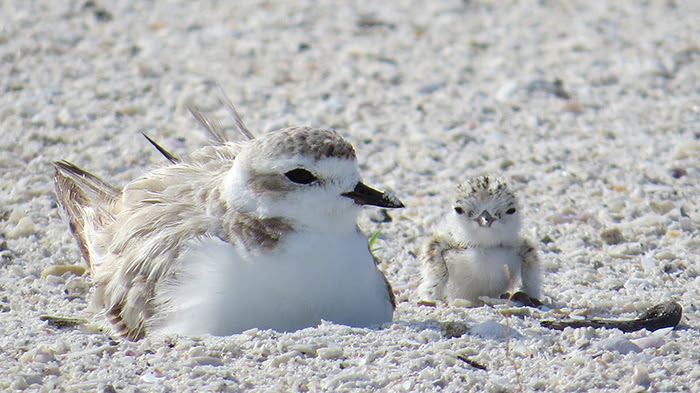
[
  {"xmin": 506, "ymin": 208, "xmax": 516, "ymax": 215},
  {"xmin": 454, "ymin": 206, "xmax": 465, "ymax": 215},
  {"xmin": 284, "ymin": 168, "xmax": 317, "ymax": 184}
]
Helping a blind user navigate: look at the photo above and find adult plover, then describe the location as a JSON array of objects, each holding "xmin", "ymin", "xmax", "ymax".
[{"xmin": 54, "ymin": 103, "xmax": 403, "ymax": 339}]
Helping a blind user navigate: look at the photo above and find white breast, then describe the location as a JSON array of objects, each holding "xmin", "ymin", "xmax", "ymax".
[
  {"xmin": 152, "ymin": 230, "xmax": 393, "ymax": 335},
  {"xmin": 445, "ymin": 246, "xmax": 522, "ymax": 302}
]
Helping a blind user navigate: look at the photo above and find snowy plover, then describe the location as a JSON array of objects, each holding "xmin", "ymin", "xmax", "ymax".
[
  {"xmin": 54, "ymin": 103, "xmax": 403, "ymax": 339},
  {"xmin": 419, "ymin": 176, "xmax": 541, "ymax": 306}
]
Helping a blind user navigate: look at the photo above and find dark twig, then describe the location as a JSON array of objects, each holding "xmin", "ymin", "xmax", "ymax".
[
  {"xmin": 40, "ymin": 315, "xmax": 89, "ymax": 329},
  {"xmin": 457, "ymin": 355, "xmax": 487, "ymax": 370}
]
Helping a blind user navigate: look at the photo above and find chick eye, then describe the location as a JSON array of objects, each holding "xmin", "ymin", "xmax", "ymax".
[
  {"xmin": 506, "ymin": 208, "xmax": 517, "ymax": 215},
  {"xmin": 284, "ymin": 168, "xmax": 317, "ymax": 184},
  {"xmin": 454, "ymin": 206, "xmax": 465, "ymax": 215}
]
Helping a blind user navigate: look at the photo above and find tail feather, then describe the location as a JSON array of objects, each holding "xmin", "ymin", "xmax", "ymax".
[
  {"xmin": 141, "ymin": 133, "xmax": 180, "ymax": 164},
  {"xmin": 188, "ymin": 106, "xmax": 230, "ymax": 145},
  {"xmin": 53, "ymin": 160, "xmax": 121, "ymax": 268},
  {"xmin": 217, "ymin": 85, "xmax": 255, "ymax": 141},
  {"xmin": 188, "ymin": 87, "xmax": 256, "ymax": 145}
]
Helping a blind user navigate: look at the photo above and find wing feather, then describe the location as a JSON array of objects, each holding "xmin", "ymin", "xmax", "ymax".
[{"xmin": 53, "ymin": 160, "xmax": 121, "ymax": 267}]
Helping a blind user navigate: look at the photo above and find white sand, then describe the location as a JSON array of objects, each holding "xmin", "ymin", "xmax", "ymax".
[{"xmin": 1, "ymin": 0, "xmax": 699, "ymax": 391}]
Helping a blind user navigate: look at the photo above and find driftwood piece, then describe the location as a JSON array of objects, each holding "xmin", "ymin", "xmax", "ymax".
[{"xmin": 541, "ymin": 301, "xmax": 682, "ymax": 332}]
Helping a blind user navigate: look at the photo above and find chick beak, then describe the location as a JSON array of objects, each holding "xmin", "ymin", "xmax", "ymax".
[
  {"xmin": 475, "ymin": 210, "xmax": 495, "ymax": 227},
  {"xmin": 342, "ymin": 182, "xmax": 404, "ymax": 208}
]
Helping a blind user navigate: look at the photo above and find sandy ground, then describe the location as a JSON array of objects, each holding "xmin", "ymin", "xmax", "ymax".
[{"xmin": 1, "ymin": 0, "xmax": 699, "ymax": 391}]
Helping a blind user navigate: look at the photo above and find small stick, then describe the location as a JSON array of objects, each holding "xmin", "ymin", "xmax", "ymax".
[{"xmin": 457, "ymin": 355, "xmax": 487, "ymax": 370}]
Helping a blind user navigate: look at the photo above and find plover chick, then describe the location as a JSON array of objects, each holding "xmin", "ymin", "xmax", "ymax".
[
  {"xmin": 419, "ymin": 175, "xmax": 541, "ymax": 306},
  {"xmin": 53, "ymin": 105, "xmax": 403, "ymax": 340}
]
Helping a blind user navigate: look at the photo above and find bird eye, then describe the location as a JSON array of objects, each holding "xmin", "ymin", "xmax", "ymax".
[
  {"xmin": 454, "ymin": 206, "xmax": 465, "ymax": 215},
  {"xmin": 506, "ymin": 208, "xmax": 517, "ymax": 215},
  {"xmin": 284, "ymin": 168, "xmax": 317, "ymax": 184}
]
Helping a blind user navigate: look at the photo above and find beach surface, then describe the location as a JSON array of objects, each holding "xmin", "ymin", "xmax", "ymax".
[{"xmin": 1, "ymin": 0, "xmax": 699, "ymax": 391}]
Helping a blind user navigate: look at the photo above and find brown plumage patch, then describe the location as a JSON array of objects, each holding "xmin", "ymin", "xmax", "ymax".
[
  {"xmin": 422, "ymin": 236, "xmax": 454, "ymax": 285},
  {"xmin": 246, "ymin": 172, "xmax": 296, "ymax": 195},
  {"xmin": 456, "ymin": 175, "xmax": 516, "ymax": 207},
  {"xmin": 224, "ymin": 213, "xmax": 293, "ymax": 252},
  {"xmin": 253, "ymin": 127, "xmax": 356, "ymax": 161}
]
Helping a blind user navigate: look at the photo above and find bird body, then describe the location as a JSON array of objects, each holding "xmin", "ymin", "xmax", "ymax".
[
  {"xmin": 54, "ymin": 107, "xmax": 402, "ymax": 340},
  {"xmin": 420, "ymin": 176, "xmax": 541, "ymax": 305},
  {"xmin": 156, "ymin": 229, "xmax": 393, "ymax": 336}
]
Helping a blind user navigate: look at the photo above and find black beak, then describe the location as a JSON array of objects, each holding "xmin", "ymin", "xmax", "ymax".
[
  {"xmin": 342, "ymin": 182, "xmax": 404, "ymax": 208},
  {"xmin": 475, "ymin": 210, "xmax": 495, "ymax": 227}
]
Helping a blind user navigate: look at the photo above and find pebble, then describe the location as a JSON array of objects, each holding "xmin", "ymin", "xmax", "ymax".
[
  {"xmin": 654, "ymin": 251, "xmax": 676, "ymax": 260},
  {"xmin": 441, "ymin": 321, "xmax": 469, "ymax": 338},
  {"xmin": 658, "ymin": 342, "xmax": 681, "ymax": 355},
  {"xmin": 452, "ymin": 298, "xmax": 475, "ymax": 307},
  {"xmin": 628, "ymin": 215, "xmax": 668, "ymax": 229},
  {"xmin": 269, "ymin": 350, "xmax": 301, "ymax": 367},
  {"xmin": 140, "ymin": 372, "xmax": 163, "ymax": 383},
  {"xmin": 35, "ymin": 348, "xmax": 57, "ymax": 363},
  {"xmin": 115, "ymin": 104, "xmax": 146, "ymax": 116},
  {"xmin": 469, "ymin": 322, "xmax": 522, "ymax": 341},
  {"xmin": 317, "ymin": 346, "xmax": 344, "ymax": 360},
  {"xmin": 561, "ymin": 101, "xmax": 583, "ymax": 114},
  {"xmin": 630, "ymin": 335, "xmax": 665, "ymax": 350},
  {"xmin": 223, "ymin": 342, "xmax": 242, "ymax": 357},
  {"xmin": 419, "ymin": 329, "xmax": 442, "ymax": 342},
  {"xmin": 189, "ymin": 356, "xmax": 223, "ymax": 367},
  {"xmin": 608, "ymin": 243, "xmax": 643, "ymax": 258},
  {"xmin": 60, "ymin": 344, "xmax": 117, "ymax": 360},
  {"xmin": 649, "ymin": 201, "xmax": 674, "ymax": 215},
  {"xmin": 45, "ymin": 274, "xmax": 66, "ymax": 285},
  {"xmin": 640, "ymin": 255, "xmax": 657, "ymax": 273},
  {"xmin": 56, "ymin": 107, "xmax": 74, "ymax": 126},
  {"xmin": 11, "ymin": 376, "xmax": 28, "ymax": 390},
  {"xmin": 65, "ymin": 277, "xmax": 90, "ymax": 294},
  {"xmin": 6, "ymin": 217, "xmax": 37, "ymax": 239},
  {"xmin": 600, "ymin": 228, "xmax": 625, "ymax": 245},
  {"xmin": 607, "ymin": 200, "xmax": 627, "ymax": 213},
  {"xmin": 40, "ymin": 265, "xmax": 86, "ymax": 279},
  {"xmin": 187, "ymin": 346, "xmax": 207, "ymax": 358},
  {"xmin": 679, "ymin": 217, "xmax": 695, "ymax": 232},
  {"xmin": 324, "ymin": 371, "xmax": 371, "ymax": 390},
  {"xmin": 673, "ymin": 140, "xmax": 700, "ymax": 159},
  {"xmin": 288, "ymin": 344, "xmax": 317, "ymax": 356},
  {"xmin": 597, "ymin": 337, "xmax": 641, "ymax": 354},
  {"xmin": 632, "ymin": 365, "xmax": 652, "ymax": 387},
  {"xmin": 242, "ymin": 328, "xmax": 259, "ymax": 337}
]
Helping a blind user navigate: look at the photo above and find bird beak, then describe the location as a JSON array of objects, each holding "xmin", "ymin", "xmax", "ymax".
[
  {"xmin": 342, "ymin": 182, "xmax": 404, "ymax": 208},
  {"xmin": 475, "ymin": 210, "xmax": 495, "ymax": 227}
]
